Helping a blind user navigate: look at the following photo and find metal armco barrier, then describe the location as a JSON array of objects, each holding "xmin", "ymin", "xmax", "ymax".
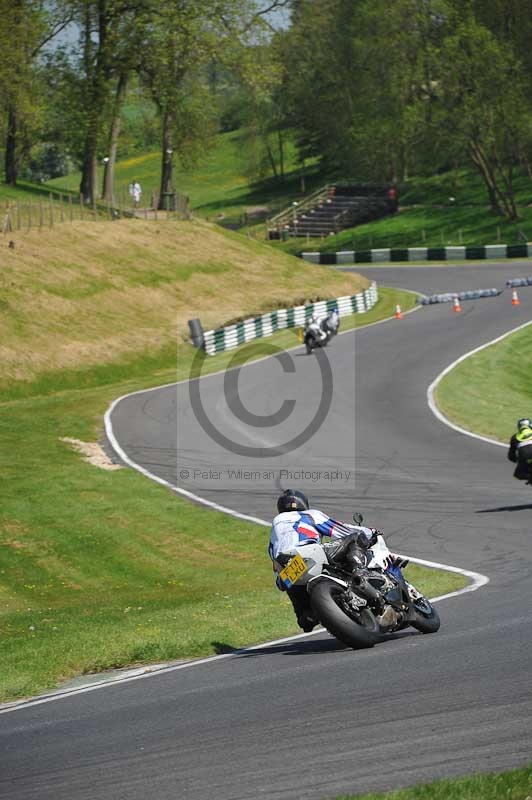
[
  {"xmin": 301, "ymin": 243, "xmax": 532, "ymax": 265},
  {"xmin": 201, "ymin": 282, "xmax": 378, "ymax": 356}
]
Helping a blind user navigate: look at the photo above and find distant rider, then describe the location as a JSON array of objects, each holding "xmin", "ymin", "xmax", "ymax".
[
  {"xmin": 268, "ymin": 489, "xmax": 403, "ymax": 633},
  {"xmin": 308, "ymin": 314, "xmax": 327, "ymax": 341},
  {"xmin": 507, "ymin": 418, "xmax": 532, "ymax": 482},
  {"xmin": 322, "ymin": 307, "xmax": 339, "ymax": 336}
]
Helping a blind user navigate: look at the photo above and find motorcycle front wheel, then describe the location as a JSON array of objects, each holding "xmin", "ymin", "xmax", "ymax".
[
  {"xmin": 409, "ymin": 597, "xmax": 440, "ymax": 634},
  {"xmin": 309, "ymin": 580, "xmax": 380, "ymax": 649},
  {"xmin": 304, "ymin": 335, "xmax": 317, "ymax": 354}
]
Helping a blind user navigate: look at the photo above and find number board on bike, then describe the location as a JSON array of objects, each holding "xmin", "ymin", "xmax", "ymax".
[{"xmin": 279, "ymin": 552, "xmax": 308, "ymax": 588}]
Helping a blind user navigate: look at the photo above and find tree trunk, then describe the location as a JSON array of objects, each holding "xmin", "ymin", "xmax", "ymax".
[
  {"xmin": 158, "ymin": 112, "xmax": 174, "ymax": 210},
  {"xmin": 278, "ymin": 128, "xmax": 284, "ymax": 180},
  {"xmin": 102, "ymin": 73, "xmax": 128, "ymax": 202},
  {"xmin": 494, "ymin": 158, "xmax": 519, "ymax": 221},
  {"xmin": 80, "ymin": 131, "xmax": 98, "ymax": 205},
  {"xmin": 79, "ymin": 0, "xmax": 109, "ymax": 205},
  {"xmin": 264, "ymin": 136, "xmax": 278, "ymax": 180},
  {"xmin": 467, "ymin": 140, "xmax": 504, "ymax": 216},
  {"xmin": 4, "ymin": 108, "xmax": 18, "ymax": 186}
]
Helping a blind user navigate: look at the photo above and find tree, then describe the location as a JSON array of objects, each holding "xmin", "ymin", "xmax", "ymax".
[
  {"xmin": 436, "ymin": 15, "xmax": 531, "ymax": 219},
  {"xmin": 280, "ymin": 0, "xmax": 452, "ymax": 183},
  {"xmin": 280, "ymin": 0, "xmax": 363, "ymax": 176},
  {"xmin": 0, "ymin": 0, "xmax": 71, "ymax": 185},
  {"xmin": 71, "ymin": 0, "xmax": 155, "ymax": 205},
  {"xmin": 450, "ymin": 0, "xmax": 532, "ymax": 98},
  {"xmin": 140, "ymin": 1, "xmax": 216, "ymax": 209},
  {"xmin": 350, "ymin": 0, "xmax": 449, "ymax": 183},
  {"xmin": 141, "ymin": 0, "xmax": 290, "ymax": 209},
  {"xmin": 219, "ymin": 34, "xmax": 287, "ymax": 183}
]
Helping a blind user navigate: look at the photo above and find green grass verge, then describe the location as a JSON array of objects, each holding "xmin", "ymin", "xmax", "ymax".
[
  {"xmin": 434, "ymin": 323, "xmax": 532, "ymax": 442},
  {"xmin": 0, "ymin": 289, "xmax": 467, "ymax": 703},
  {"xmin": 335, "ymin": 764, "xmax": 532, "ymax": 800}
]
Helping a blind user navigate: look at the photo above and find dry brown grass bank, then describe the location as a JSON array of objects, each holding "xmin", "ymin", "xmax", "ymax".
[{"xmin": 0, "ymin": 218, "xmax": 368, "ymax": 384}]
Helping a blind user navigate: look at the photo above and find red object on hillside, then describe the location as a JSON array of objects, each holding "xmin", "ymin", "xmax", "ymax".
[{"xmin": 387, "ymin": 186, "xmax": 398, "ymax": 212}]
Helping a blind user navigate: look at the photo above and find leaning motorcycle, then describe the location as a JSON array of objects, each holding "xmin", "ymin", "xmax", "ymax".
[
  {"xmin": 304, "ymin": 311, "xmax": 339, "ymax": 355},
  {"xmin": 276, "ymin": 518, "xmax": 440, "ymax": 649}
]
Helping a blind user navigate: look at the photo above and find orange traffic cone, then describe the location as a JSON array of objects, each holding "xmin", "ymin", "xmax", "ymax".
[
  {"xmin": 511, "ymin": 289, "xmax": 520, "ymax": 306},
  {"xmin": 453, "ymin": 295, "xmax": 462, "ymax": 312},
  {"xmin": 394, "ymin": 304, "xmax": 403, "ymax": 319}
]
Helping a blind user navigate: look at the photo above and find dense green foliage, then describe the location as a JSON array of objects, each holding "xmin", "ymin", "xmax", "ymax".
[
  {"xmin": 0, "ymin": 1, "xmax": 290, "ymax": 205},
  {"xmin": 3, "ymin": 2, "xmax": 532, "ymax": 220},
  {"xmin": 280, "ymin": 0, "xmax": 532, "ymax": 220}
]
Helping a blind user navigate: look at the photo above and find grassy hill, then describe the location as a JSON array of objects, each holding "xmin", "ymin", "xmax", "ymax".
[
  {"xmin": 273, "ymin": 167, "xmax": 532, "ymax": 255},
  {"xmin": 0, "ymin": 217, "xmax": 367, "ymax": 396}
]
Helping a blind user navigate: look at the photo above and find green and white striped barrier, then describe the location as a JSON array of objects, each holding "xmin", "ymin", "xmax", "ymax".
[
  {"xmin": 302, "ymin": 243, "xmax": 532, "ymax": 265},
  {"xmin": 203, "ymin": 282, "xmax": 378, "ymax": 355}
]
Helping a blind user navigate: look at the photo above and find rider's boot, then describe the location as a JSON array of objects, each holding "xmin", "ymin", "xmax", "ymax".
[{"xmin": 287, "ymin": 586, "xmax": 318, "ymax": 632}]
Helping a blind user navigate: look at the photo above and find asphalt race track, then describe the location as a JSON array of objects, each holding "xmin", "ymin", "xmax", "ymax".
[{"xmin": 1, "ymin": 262, "xmax": 532, "ymax": 800}]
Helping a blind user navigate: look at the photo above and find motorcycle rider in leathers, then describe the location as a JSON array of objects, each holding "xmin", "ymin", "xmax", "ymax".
[
  {"xmin": 507, "ymin": 418, "xmax": 532, "ymax": 481},
  {"xmin": 269, "ymin": 489, "xmax": 405, "ymax": 632},
  {"xmin": 321, "ymin": 307, "xmax": 339, "ymax": 337}
]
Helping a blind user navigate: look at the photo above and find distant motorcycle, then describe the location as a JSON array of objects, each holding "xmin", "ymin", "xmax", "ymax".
[
  {"xmin": 304, "ymin": 310, "xmax": 340, "ymax": 354},
  {"xmin": 275, "ymin": 513, "xmax": 440, "ymax": 649}
]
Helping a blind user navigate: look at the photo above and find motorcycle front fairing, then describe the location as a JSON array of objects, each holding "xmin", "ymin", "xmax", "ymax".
[{"xmin": 306, "ymin": 321, "xmax": 326, "ymax": 341}]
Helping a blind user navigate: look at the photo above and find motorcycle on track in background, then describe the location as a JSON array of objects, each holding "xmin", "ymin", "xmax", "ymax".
[{"xmin": 303, "ymin": 309, "xmax": 340, "ymax": 354}]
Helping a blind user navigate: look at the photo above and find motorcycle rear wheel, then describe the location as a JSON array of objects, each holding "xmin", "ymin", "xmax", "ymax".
[
  {"xmin": 409, "ymin": 597, "xmax": 440, "ymax": 634},
  {"xmin": 309, "ymin": 580, "xmax": 380, "ymax": 649}
]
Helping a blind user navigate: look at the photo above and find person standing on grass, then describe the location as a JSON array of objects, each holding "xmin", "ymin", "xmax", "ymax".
[{"xmin": 129, "ymin": 180, "xmax": 142, "ymax": 208}]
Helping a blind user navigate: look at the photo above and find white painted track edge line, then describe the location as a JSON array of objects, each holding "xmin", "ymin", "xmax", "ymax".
[
  {"xmin": 105, "ymin": 394, "xmax": 269, "ymax": 526},
  {"xmin": 427, "ymin": 319, "xmax": 532, "ymax": 447},
  {"xmin": 0, "ymin": 555, "xmax": 481, "ymax": 715}
]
